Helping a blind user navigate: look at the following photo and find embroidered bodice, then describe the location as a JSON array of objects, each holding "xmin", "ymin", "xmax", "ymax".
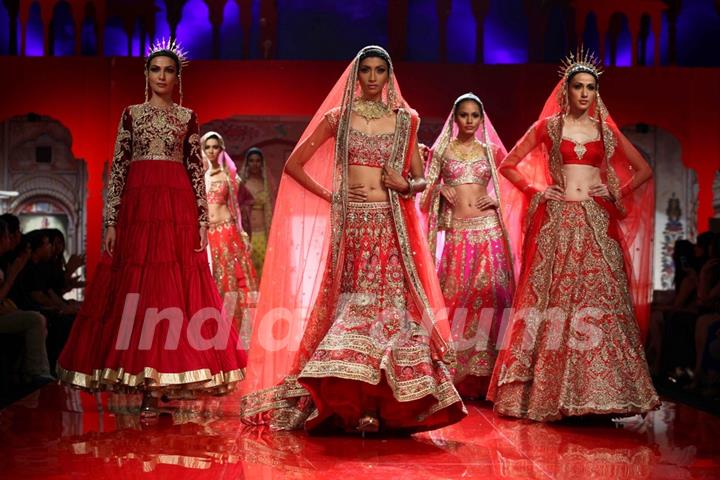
[
  {"xmin": 560, "ymin": 137, "xmax": 604, "ymax": 168},
  {"xmin": 103, "ymin": 103, "xmax": 207, "ymax": 227},
  {"xmin": 348, "ymin": 129, "xmax": 393, "ymax": 168},
  {"xmin": 441, "ymin": 141, "xmax": 491, "ymax": 187},
  {"xmin": 206, "ymin": 175, "xmax": 229, "ymax": 206},
  {"xmin": 325, "ymin": 107, "xmax": 394, "ymax": 169}
]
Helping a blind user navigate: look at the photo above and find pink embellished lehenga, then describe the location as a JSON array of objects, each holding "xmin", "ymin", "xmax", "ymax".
[
  {"xmin": 203, "ymin": 136, "xmax": 258, "ymax": 337},
  {"xmin": 487, "ymin": 71, "xmax": 659, "ymax": 421},
  {"xmin": 239, "ymin": 46, "xmax": 466, "ymax": 433},
  {"xmin": 57, "ymin": 103, "xmax": 245, "ymax": 395},
  {"xmin": 420, "ymin": 95, "xmax": 517, "ymax": 398}
]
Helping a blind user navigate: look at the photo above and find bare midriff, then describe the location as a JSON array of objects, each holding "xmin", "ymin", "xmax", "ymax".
[
  {"xmin": 451, "ymin": 183, "xmax": 495, "ymax": 218},
  {"xmin": 562, "ymin": 164, "xmax": 602, "ymax": 201},
  {"xmin": 349, "ymin": 165, "xmax": 389, "ymax": 202}
]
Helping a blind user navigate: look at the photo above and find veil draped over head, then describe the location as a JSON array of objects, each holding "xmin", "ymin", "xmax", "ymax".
[
  {"xmin": 201, "ymin": 131, "xmax": 245, "ymax": 235},
  {"xmin": 239, "ymin": 46, "xmax": 454, "ymax": 426},
  {"xmin": 420, "ymin": 93, "xmax": 521, "ymax": 280},
  {"xmin": 500, "ymin": 76, "xmax": 655, "ymax": 339},
  {"xmin": 240, "ymin": 147, "xmax": 277, "ymax": 227}
]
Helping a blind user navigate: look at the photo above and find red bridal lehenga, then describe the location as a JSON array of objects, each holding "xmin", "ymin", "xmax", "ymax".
[
  {"xmin": 420, "ymin": 94, "xmax": 518, "ymax": 398},
  {"xmin": 487, "ymin": 61, "xmax": 659, "ymax": 421},
  {"xmin": 239, "ymin": 46, "xmax": 466, "ymax": 433},
  {"xmin": 204, "ymin": 144, "xmax": 258, "ymax": 337},
  {"xmin": 57, "ymin": 103, "xmax": 245, "ymax": 395}
]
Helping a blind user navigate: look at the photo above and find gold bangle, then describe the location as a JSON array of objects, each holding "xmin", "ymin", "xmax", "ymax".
[{"xmin": 400, "ymin": 176, "xmax": 416, "ymax": 199}]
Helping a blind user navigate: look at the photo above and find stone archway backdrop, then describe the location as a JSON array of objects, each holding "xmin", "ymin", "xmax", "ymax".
[{"xmin": 0, "ymin": 113, "xmax": 88, "ymax": 256}]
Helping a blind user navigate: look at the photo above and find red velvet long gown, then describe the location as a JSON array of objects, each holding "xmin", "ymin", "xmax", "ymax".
[{"xmin": 57, "ymin": 103, "xmax": 245, "ymax": 395}]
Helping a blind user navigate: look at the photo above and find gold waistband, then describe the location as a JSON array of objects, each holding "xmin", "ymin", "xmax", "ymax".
[
  {"xmin": 444, "ymin": 178, "xmax": 490, "ymax": 187},
  {"xmin": 347, "ymin": 201, "xmax": 391, "ymax": 211},
  {"xmin": 449, "ymin": 213, "xmax": 500, "ymax": 231},
  {"xmin": 208, "ymin": 219, "xmax": 235, "ymax": 230}
]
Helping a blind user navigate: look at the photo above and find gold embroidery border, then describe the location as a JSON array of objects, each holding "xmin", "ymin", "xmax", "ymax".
[
  {"xmin": 386, "ymin": 110, "xmax": 450, "ymax": 356},
  {"xmin": 449, "ymin": 213, "xmax": 501, "ymax": 231},
  {"xmin": 57, "ymin": 364, "xmax": 244, "ymax": 394}
]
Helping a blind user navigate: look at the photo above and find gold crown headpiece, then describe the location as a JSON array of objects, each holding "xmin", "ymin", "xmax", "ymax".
[
  {"xmin": 146, "ymin": 38, "xmax": 189, "ymax": 70},
  {"xmin": 559, "ymin": 45, "xmax": 602, "ymax": 80}
]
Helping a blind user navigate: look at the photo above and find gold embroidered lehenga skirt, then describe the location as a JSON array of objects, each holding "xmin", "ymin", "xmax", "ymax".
[
  {"xmin": 487, "ymin": 199, "xmax": 659, "ymax": 421},
  {"xmin": 208, "ymin": 220, "xmax": 257, "ymax": 337},
  {"xmin": 437, "ymin": 214, "xmax": 513, "ymax": 398},
  {"xmin": 298, "ymin": 202, "xmax": 464, "ymax": 432}
]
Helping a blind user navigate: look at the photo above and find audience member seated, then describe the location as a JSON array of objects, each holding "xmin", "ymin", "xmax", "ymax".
[
  {"xmin": 10, "ymin": 229, "xmax": 77, "ymax": 371},
  {"xmin": 0, "ymin": 218, "xmax": 52, "ymax": 386},
  {"xmin": 687, "ymin": 233, "xmax": 720, "ymax": 395},
  {"xmin": 42, "ymin": 229, "xmax": 85, "ymax": 297},
  {"xmin": 0, "ymin": 213, "xmax": 22, "ymax": 272},
  {"xmin": 647, "ymin": 231, "xmax": 720, "ymax": 408},
  {"xmin": 647, "ymin": 239, "xmax": 699, "ymax": 376}
]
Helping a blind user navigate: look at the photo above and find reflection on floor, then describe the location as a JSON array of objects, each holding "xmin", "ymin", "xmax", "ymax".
[{"xmin": 0, "ymin": 384, "xmax": 719, "ymax": 479}]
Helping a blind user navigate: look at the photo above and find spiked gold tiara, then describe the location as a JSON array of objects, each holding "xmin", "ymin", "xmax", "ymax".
[
  {"xmin": 559, "ymin": 46, "xmax": 602, "ymax": 80},
  {"xmin": 146, "ymin": 38, "xmax": 189, "ymax": 69}
]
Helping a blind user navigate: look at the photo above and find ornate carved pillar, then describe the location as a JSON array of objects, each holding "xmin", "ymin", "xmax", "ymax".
[
  {"xmin": 605, "ymin": 14, "xmax": 620, "ymax": 66},
  {"xmin": 573, "ymin": 7, "xmax": 586, "ymax": 53},
  {"xmin": 523, "ymin": 0, "xmax": 549, "ymax": 63},
  {"xmin": 628, "ymin": 13, "xmax": 641, "ymax": 66},
  {"xmin": 565, "ymin": 5, "xmax": 577, "ymax": 51},
  {"xmin": 436, "ymin": 0, "xmax": 451, "ymax": 62},
  {"xmin": 664, "ymin": 0, "xmax": 680, "ymax": 65},
  {"xmin": 2, "ymin": 0, "xmax": 20, "ymax": 55},
  {"xmin": 387, "ymin": 0, "xmax": 408, "ymax": 61},
  {"xmin": 638, "ymin": 15, "xmax": 650, "ymax": 66},
  {"xmin": 205, "ymin": 0, "xmax": 227, "ymax": 59},
  {"xmin": 120, "ymin": 12, "xmax": 135, "ymax": 55},
  {"xmin": 39, "ymin": 1, "xmax": 53, "ymax": 55},
  {"xmin": 651, "ymin": 12, "xmax": 661, "ymax": 65},
  {"xmin": 259, "ymin": 0, "xmax": 277, "ymax": 59},
  {"xmin": 18, "ymin": 0, "xmax": 29, "ymax": 55},
  {"xmin": 164, "ymin": 0, "xmax": 187, "ymax": 40},
  {"xmin": 137, "ymin": 12, "xmax": 154, "ymax": 56},
  {"xmin": 94, "ymin": 0, "xmax": 106, "ymax": 56},
  {"xmin": 595, "ymin": 12, "xmax": 611, "ymax": 63},
  {"xmin": 68, "ymin": 0, "xmax": 85, "ymax": 55},
  {"xmin": 470, "ymin": 0, "xmax": 490, "ymax": 64},
  {"xmin": 237, "ymin": 0, "xmax": 252, "ymax": 58}
]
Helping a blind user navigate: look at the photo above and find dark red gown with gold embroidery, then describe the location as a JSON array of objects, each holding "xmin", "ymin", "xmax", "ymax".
[{"xmin": 57, "ymin": 103, "xmax": 245, "ymax": 395}]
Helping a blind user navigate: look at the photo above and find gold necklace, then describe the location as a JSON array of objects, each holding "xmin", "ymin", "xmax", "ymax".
[
  {"xmin": 448, "ymin": 138, "xmax": 486, "ymax": 162},
  {"xmin": 353, "ymin": 97, "xmax": 390, "ymax": 123},
  {"xmin": 208, "ymin": 166, "xmax": 223, "ymax": 176}
]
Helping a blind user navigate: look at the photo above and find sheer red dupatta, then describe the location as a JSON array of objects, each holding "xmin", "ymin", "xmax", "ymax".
[
  {"xmin": 419, "ymin": 95, "xmax": 521, "ymax": 281},
  {"xmin": 498, "ymin": 79, "xmax": 654, "ymax": 340},
  {"xmin": 239, "ymin": 47, "xmax": 454, "ymax": 426}
]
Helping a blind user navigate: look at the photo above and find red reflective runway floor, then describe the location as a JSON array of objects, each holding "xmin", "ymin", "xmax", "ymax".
[{"xmin": 1, "ymin": 384, "xmax": 719, "ymax": 479}]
